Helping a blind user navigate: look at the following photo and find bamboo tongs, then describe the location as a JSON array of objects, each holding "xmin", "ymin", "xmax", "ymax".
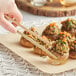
[{"xmin": 5, "ymin": 15, "xmax": 57, "ymax": 59}]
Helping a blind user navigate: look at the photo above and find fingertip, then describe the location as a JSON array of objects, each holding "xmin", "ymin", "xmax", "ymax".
[
  {"xmin": 10, "ymin": 9, "xmax": 23, "ymax": 23},
  {"xmin": 0, "ymin": 16, "xmax": 17, "ymax": 33},
  {"xmin": 8, "ymin": 25, "xmax": 17, "ymax": 33}
]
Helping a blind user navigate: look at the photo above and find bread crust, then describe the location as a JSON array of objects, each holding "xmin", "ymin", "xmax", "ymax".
[
  {"xmin": 47, "ymin": 53, "xmax": 69, "ymax": 65},
  {"xmin": 69, "ymin": 51, "xmax": 76, "ymax": 59},
  {"xmin": 20, "ymin": 37, "xmax": 34, "ymax": 48},
  {"xmin": 34, "ymin": 47, "xmax": 46, "ymax": 56}
]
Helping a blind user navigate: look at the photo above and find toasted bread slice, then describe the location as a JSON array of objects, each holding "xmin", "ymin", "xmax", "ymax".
[{"xmin": 20, "ymin": 37, "xmax": 34, "ymax": 48}]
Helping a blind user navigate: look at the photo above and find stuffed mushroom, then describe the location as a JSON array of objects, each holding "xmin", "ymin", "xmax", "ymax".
[
  {"xmin": 42, "ymin": 22, "xmax": 60, "ymax": 41},
  {"xmin": 47, "ymin": 38, "xmax": 69, "ymax": 65},
  {"xmin": 20, "ymin": 27, "xmax": 38, "ymax": 48},
  {"xmin": 61, "ymin": 18, "xmax": 76, "ymax": 37}
]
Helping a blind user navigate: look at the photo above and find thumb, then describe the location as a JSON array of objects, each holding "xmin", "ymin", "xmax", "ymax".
[{"xmin": 0, "ymin": 14, "xmax": 17, "ymax": 33}]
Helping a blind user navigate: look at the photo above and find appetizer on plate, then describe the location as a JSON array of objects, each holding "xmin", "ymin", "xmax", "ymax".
[
  {"xmin": 61, "ymin": 18, "xmax": 76, "ymax": 37},
  {"xmin": 19, "ymin": 18, "xmax": 76, "ymax": 65},
  {"xmin": 47, "ymin": 38, "xmax": 69, "ymax": 65},
  {"xmin": 69, "ymin": 40, "xmax": 76, "ymax": 59},
  {"xmin": 42, "ymin": 22, "xmax": 60, "ymax": 41},
  {"xmin": 20, "ymin": 27, "xmax": 38, "ymax": 48}
]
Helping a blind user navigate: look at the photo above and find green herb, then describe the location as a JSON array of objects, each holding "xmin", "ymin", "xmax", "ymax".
[
  {"xmin": 48, "ymin": 26, "xmax": 50, "ymax": 30},
  {"xmin": 68, "ymin": 20, "xmax": 73, "ymax": 28},
  {"xmin": 58, "ymin": 40, "xmax": 66, "ymax": 44},
  {"xmin": 62, "ymin": 47, "xmax": 65, "ymax": 51},
  {"xmin": 54, "ymin": 47, "xmax": 57, "ymax": 52}
]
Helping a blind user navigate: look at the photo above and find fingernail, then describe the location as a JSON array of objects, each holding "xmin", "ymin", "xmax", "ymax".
[{"xmin": 12, "ymin": 22, "xmax": 17, "ymax": 27}]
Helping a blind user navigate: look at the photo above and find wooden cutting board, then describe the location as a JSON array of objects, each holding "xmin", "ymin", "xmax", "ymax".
[
  {"xmin": 15, "ymin": 0, "xmax": 76, "ymax": 17},
  {"xmin": 0, "ymin": 33, "xmax": 76, "ymax": 74}
]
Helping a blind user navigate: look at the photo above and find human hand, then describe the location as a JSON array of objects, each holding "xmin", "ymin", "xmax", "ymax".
[{"xmin": 0, "ymin": 0, "xmax": 22, "ymax": 33}]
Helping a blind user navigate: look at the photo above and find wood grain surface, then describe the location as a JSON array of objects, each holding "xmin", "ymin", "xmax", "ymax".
[{"xmin": 15, "ymin": 0, "xmax": 76, "ymax": 17}]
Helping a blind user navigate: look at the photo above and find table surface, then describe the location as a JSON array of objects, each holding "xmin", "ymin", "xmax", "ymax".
[{"xmin": 0, "ymin": 10, "xmax": 76, "ymax": 76}]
